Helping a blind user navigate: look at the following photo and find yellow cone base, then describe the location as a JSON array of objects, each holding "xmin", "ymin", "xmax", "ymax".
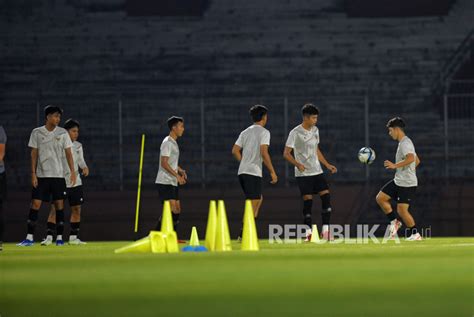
[
  {"xmin": 310, "ymin": 225, "xmax": 320, "ymax": 243},
  {"xmin": 114, "ymin": 230, "xmax": 179, "ymax": 254},
  {"xmin": 241, "ymin": 200, "xmax": 259, "ymax": 251}
]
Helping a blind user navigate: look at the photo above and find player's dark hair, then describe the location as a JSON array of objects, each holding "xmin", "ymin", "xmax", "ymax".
[
  {"xmin": 167, "ymin": 116, "xmax": 184, "ymax": 130},
  {"xmin": 301, "ymin": 103, "xmax": 319, "ymax": 116},
  {"xmin": 44, "ymin": 105, "xmax": 63, "ymax": 118},
  {"xmin": 64, "ymin": 119, "xmax": 80, "ymax": 130},
  {"xmin": 249, "ymin": 105, "xmax": 268, "ymax": 122},
  {"xmin": 386, "ymin": 117, "xmax": 406, "ymax": 129}
]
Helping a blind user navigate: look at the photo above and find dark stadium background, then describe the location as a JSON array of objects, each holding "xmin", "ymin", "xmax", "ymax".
[{"xmin": 1, "ymin": 0, "xmax": 472, "ymax": 241}]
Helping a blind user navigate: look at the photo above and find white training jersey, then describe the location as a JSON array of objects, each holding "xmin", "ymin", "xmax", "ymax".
[
  {"xmin": 285, "ymin": 125, "xmax": 323, "ymax": 177},
  {"xmin": 28, "ymin": 126, "xmax": 73, "ymax": 178},
  {"xmin": 62, "ymin": 141, "xmax": 87, "ymax": 188},
  {"xmin": 155, "ymin": 136, "xmax": 180, "ymax": 186},
  {"xmin": 235, "ymin": 124, "xmax": 271, "ymax": 177},
  {"xmin": 394, "ymin": 136, "xmax": 418, "ymax": 187}
]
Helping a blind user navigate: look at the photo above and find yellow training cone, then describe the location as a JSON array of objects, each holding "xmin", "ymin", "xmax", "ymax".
[
  {"xmin": 189, "ymin": 226, "xmax": 200, "ymax": 247},
  {"xmin": 165, "ymin": 231, "xmax": 179, "ymax": 253},
  {"xmin": 114, "ymin": 235, "xmax": 151, "ymax": 254},
  {"xmin": 241, "ymin": 200, "xmax": 259, "ymax": 251},
  {"xmin": 204, "ymin": 200, "xmax": 217, "ymax": 251},
  {"xmin": 310, "ymin": 224, "xmax": 320, "ymax": 243},
  {"xmin": 215, "ymin": 200, "xmax": 232, "ymax": 251},
  {"xmin": 149, "ymin": 231, "xmax": 166, "ymax": 253},
  {"xmin": 161, "ymin": 200, "xmax": 174, "ymax": 233}
]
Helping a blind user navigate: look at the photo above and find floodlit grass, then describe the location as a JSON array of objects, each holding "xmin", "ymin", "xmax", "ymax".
[{"xmin": 1, "ymin": 238, "xmax": 473, "ymax": 317}]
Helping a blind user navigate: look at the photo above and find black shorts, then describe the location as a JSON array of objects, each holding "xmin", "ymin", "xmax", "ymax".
[
  {"xmin": 157, "ymin": 184, "xmax": 179, "ymax": 201},
  {"xmin": 296, "ymin": 174, "xmax": 329, "ymax": 196},
  {"xmin": 0, "ymin": 171, "xmax": 6, "ymax": 201},
  {"xmin": 66, "ymin": 186, "xmax": 84, "ymax": 206},
  {"xmin": 380, "ymin": 180, "xmax": 416, "ymax": 204},
  {"xmin": 32, "ymin": 177, "xmax": 67, "ymax": 202},
  {"xmin": 238, "ymin": 174, "xmax": 262, "ymax": 200}
]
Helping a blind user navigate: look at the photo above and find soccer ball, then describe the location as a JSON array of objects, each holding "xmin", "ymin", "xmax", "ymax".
[{"xmin": 358, "ymin": 147, "xmax": 376, "ymax": 165}]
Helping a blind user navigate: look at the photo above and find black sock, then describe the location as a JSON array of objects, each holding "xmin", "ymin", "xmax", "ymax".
[
  {"xmin": 46, "ymin": 222, "xmax": 56, "ymax": 236},
  {"xmin": 303, "ymin": 199, "xmax": 313, "ymax": 228},
  {"xmin": 70, "ymin": 222, "xmax": 80, "ymax": 237},
  {"xmin": 407, "ymin": 226, "xmax": 418, "ymax": 236},
  {"xmin": 320, "ymin": 193, "xmax": 332, "ymax": 226},
  {"xmin": 56, "ymin": 209, "xmax": 65, "ymax": 237},
  {"xmin": 386, "ymin": 211, "xmax": 397, "ymax": 222},
  {"xmin": 27, "ymin": 209, "xmax": 39, "ymax": 235},
  {"xmin": 172, "ymin": 212, "xmax": 180, "ymax": 231},
  {"xmin": 321, "ymin": 212, "xmax": 331, "ymax": 226}
]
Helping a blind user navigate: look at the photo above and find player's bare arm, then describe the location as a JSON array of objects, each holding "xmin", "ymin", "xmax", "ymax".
[
  {"xmin": 261, "ymin": 144, "xmax": 277, "ymax": 184},
  {"xmin": 384, "ymin": 153, "xmax": 416, "ymax": 170},
  {"xmin": 31, "ymin": 148, "xmax": 38, "ymax": 188},
  {"xmin": 317, "ymin": 148, "xmax": 337, "ymax": 174},
  {"xmin": 65, "ymin": 147, "xmax": 77, "ymax": 186},
  {"xmin": 162, "ymin": 156, "xmax": 185, "ymax": 185},
  {"xmin": 0, "ymin": 143, "xmax": 5, "ymax": 165},
  {"xmin": 232, "ymin": 144, "xmax": 242, "ymax": 162},
  {"xmin": 283, "ymin": 146, "xmax": 305, "ymax": 172}
]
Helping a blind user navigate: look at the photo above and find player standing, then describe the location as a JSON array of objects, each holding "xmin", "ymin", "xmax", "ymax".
[
  {"xmin": 283, "ymin": 104, "xmax": 337, "ymax": 241},
  {"xmin": 17, "ymin": 106, "xmax": 76, "ymax": 246},
  {"xmin": 42, "ymin": 119, "xmax": 89, "ymax": 246},
  {"xmin": 376, "ymin": 117, "xmax": 421, "ymax": 241},
  {"xmin": 232, "ymin": 105, "xmax": 278, "ymax": 238},
  {"xmin": 155, "ymin": 116, "xmax": 187, "ymax": 232}
]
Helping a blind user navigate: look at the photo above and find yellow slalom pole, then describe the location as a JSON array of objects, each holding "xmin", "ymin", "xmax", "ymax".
[{"xmin": 134, "ymin": 134, "xmax": 146, "ymax": 233}]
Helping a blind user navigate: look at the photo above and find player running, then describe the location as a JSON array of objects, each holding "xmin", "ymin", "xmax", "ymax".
[
  {"xmin": 376, "ymin": 117, "xmax": 421, "ymax": 241},
  {"xmin": 18, "ymin": 106, "xmax": 76, "ymax": 246},
  {"xmin": 41, "ymin": 119, "xmax": 89, "ymax": 246},
  {"xmin": 232, "ymin": 105, "xmax": 278, "ymax": 238},
  {"xmin": 283, "ymin": 104, "xmax": 337, "ymax": 241}
]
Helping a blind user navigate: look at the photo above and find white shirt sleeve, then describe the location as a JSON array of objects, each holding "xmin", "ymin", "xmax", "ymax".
[
  {"xmin": 63, "ymin": 133, "xmax": 73, "ymax": 149},
  {"xmin": 77, "ymin": 145, "xmax": 88, "ymax": 169},
  {"xmin": 260, "ymin": 130, "xmax": 270, "ymax": 146},
  {"xmin": 28, "ymin": 130, "xmax": 38, "ymax": 149},
  {"xmin": 285, "ymin": 130, "xmax": 296, "ymax": 148},
  {"xmin": 401, "ymin": 140, "xmax": 415, "ymax": 157},
  {"xmin": 160, "ymin": 141, "xmax": 172, "ymax": 157},
  {"xmin": 235, "ymin": 133, "xmax": 243, "ymax": 147}
]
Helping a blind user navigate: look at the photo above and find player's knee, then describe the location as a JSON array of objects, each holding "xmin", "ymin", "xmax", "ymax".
[
  {"xmin": 303, "ymin": 195, "xmax": 313, "ymax": 201},
  {"xmin": 54, "ymin": 201, "xmax": 64, "ymax": 210},
  {"xmin": 71, "ymin": 206, "xmax": 81, "ymax": 217},
  {"xmin": 376, "ymin": 193, "xmax": 386, "ymax": 205},
  {"xmin": 30, "ymin": 200, "xmax": 41, "ymax": 210},
  {"xmin": 319, "ymin": 189, "xmax": 329, "ymax": 196}
]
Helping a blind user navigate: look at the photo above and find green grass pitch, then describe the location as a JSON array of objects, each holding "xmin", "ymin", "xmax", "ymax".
[{"xmin": 1, "ymin": 238, "xmax": 473, "ymax": 317}]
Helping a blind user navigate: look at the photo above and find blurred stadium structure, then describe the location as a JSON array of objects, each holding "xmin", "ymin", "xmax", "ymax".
[{"xmin": 1, "ymin": 0, "xmax": 473, "ymax": 239}]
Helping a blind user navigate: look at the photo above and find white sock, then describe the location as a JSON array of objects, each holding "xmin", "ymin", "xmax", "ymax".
[
  {"xmin": 26, "ymin": 234, "xmax": 33, "ymax": 241},
  {"xmin": 57, "ymin": 235, "xmax": 63, "ymax": 241},
  {"xmin": 46, "ymin": 235, "xmax": 53, "ymax": 240},
  {"xmin": 322, "ymin": 225, "xmax": 329, "ymax": 232},
  {"xmin": 69, "ymin": 235, "xmax": 77, "ymax": 241}
]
